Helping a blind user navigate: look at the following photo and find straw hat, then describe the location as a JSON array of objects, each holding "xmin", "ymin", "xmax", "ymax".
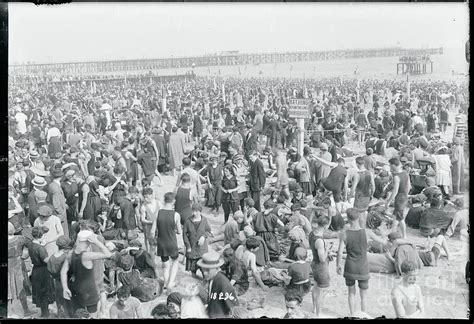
[
  {"xmin": 196, "ymin": 251, "xmax": 224, "ymax": 269},
  {"xmin": 31, "ymin": 164, "xmax": 49, "ymax": 177},
  {"xmin": 31, "ymin": 176, "xmax": 47, "ymax": 187}
]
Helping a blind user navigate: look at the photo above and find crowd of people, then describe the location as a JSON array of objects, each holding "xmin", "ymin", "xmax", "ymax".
[{"xmin": 7, "ymin": 73, "xmax": 469, "ymax": 319}]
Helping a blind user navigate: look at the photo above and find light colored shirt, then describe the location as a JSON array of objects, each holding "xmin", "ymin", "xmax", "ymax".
[{"xmin": 15, "ymin": 112, "xmax": 27, "ymax": 134}]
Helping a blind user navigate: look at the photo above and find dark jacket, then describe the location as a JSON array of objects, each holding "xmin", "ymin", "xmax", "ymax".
[
  {"xmin": 244, "ymin": 131, "xmax": 259, "ymax": 155},
  {"xmin": 207, "ymin": 272, "xmax": 239, "ymax": 318},
  {"xmin": 248, "ymin": 159, "xmax": 266, "ymax": 192}
]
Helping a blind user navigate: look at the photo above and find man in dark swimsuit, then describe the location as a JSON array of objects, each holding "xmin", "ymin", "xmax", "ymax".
[{"xmin": 386, "ymin": 158, "xmax": 411, "ymax": 239}]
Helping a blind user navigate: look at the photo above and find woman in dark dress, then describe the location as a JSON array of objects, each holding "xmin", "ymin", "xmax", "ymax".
[
  {"xmin": 183, "ymin": 203, "xmax": 212, "ymax": 278},
  {"xmin": 220, "ymin": 165, "xmax": 240, "ymax": 223},
  {"xmin": 76, "ymin": 173, "xmax": 101, "ymax": 221},
  {"xmin": 175, "ymin": 173, "xmax": 196, "ymax": 226},
  {"xmin": 28, "ymin": 226, "xmax": 55, "ymax": 318}
]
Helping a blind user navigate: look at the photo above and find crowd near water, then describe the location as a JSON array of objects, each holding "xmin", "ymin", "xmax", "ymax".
[{"xmin": 7, "ymin": 72, "xmax": 469, "ymax": 318}]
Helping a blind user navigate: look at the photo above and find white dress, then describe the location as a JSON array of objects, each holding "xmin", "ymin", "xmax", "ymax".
[{"xmin": 432, "ymin": 154, "xmax": 452, "ymax": 187}]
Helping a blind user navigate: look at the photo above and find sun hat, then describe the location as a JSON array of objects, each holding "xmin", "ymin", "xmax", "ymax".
[
  {"xmin": 196, "ymin": 251, "xmax": 224, "ymax": 269},
  {"xmin": 29, "ymin": 150, "xmax": 39, "ymax": 159},
  {"xmin": 31, "ymin": 176, "xmax": 47, "ymax": 187},
  {"xmin": 320, "ymin": 143, "xmax": 328, "ymax": 151}
]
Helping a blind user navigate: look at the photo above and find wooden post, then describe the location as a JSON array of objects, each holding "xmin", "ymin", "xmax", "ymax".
[{"xmin": 297, "ymin": 118, "xmax": 305, "ymax": 157}]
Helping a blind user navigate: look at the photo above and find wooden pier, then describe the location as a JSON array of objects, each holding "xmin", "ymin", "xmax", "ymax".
[{"xmin": 10, "ymin": 47, "xmax": 443, "ymax": 76}]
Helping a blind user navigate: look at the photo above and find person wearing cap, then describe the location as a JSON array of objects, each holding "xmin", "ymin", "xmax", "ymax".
[
  {"xmin": 61, "ymin": 229, "xmax": 112, "ymax": 318},
  {"xmin": 34, "ymin": 204, "xmax": 64, "ymax": 256},
  {"xmin": 198, "ymin": 251, "xmax": 239, "ymax": 318},
  {"xmin": 28, "ymin": 226, "xmax": 55, "ymax": 317},
  {"xmin": 48, "ymin": 165, "xmax": 69, "ymax": 236},
  {"xmin": 451, "ymin": 136, "xmax": 465, "ymax": 195},
  {"xmin": 47, "ymin": 235, "xmax": 73, "ymax": 318}
]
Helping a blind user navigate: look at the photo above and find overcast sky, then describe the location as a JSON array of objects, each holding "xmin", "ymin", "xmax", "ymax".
[{"xmin": 9, "ymin": 2, "xmax": 469, "ymax": 64}]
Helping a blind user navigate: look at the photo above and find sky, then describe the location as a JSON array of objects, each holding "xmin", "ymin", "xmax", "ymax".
[{"xmin": 8, "ymin": 2, "xmax": 469, "ymax": 64}]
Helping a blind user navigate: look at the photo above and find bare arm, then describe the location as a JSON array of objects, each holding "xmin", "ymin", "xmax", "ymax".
[
  {"xmin": 82, "ymin": 237, "xmax": 112, "ymax": 262},
  {"xmin": 78, "ymin": 184, "xmax": 90, "ymax": 218},
  {"xmin": 386, "ymin": 175, "xmax": 400, "ymax": 208},
  {"xmin": 315, "ymin": 238, "xmax": 329, "ymax": 263},
  {"xmin": 336, "ymin": 231, "xmax": 346, "ymax": 274},
  {"xmin": 174, "ymin": 212, "xmax": 182, "ymax": 235},
  {"xmin": 249, "ymin": 254, "xmax": 267, "ymax": 290}
]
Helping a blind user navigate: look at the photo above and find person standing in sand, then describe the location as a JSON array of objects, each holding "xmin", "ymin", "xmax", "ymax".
[
  {"xmin": 385, "ymin": 157, "xmax": 410, "ymax": 239},
  {"xmin": 336, "ymin": 208, "xmax": 370, "ymax": 317},
  {"xmin": 150, "ymin": 192, "xmax": 182, "ymax": 290}
]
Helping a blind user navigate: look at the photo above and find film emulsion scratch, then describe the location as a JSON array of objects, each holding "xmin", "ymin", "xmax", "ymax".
[{"xmin": 6, "ymin": 2, "xmax": 470, "ymax": 320}]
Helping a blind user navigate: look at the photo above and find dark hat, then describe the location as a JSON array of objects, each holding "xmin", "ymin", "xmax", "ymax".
[
  {"xmin": 167, "ymin": 292, "xmax": 183, "ymax": 306},
  {"xmin": 388, "ymin": 232, "xmax": 402, "ymax": 241},
  {"xmin": 51, "ymin": 166, "xmax": 64, "ymax": 178}
]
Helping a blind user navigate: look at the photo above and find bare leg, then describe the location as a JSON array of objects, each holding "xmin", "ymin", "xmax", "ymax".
[
  {"xmin": 162, "ymin": 260, "xmax": 170, "ymax": 289},
  {"xmin": 359, "ymin": 212, "xmax": 367, "ymax": 229},
  {"xmin": 399, "ymin": 219, "xmax": 407, "ymax": 239},
  {"xmin": 312, "ymin": 285, "xmax": 324, "ymax": 317},
  {"xmin": 167, "ymin": 257, "xmax": 180, "ymax": 289},
  {"xmin": 348, "ymin": 286, "xmax": 356, "ymax": 316},
  {"xmin": 360, "ymin": 288, "xmax": 367, "ymax": 313}
]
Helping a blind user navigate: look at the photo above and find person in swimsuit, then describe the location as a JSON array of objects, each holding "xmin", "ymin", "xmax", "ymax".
[
  {"xmin": 310, "ymin": 216, "xmax": 333, "ymax": 318},
  {"xmin": 386, "ymin": 158, "xmax": 411, "ymax": 239},
  {"xmin": 351, "ymin": 156, "xmax": 375, "ymax": 228},
  {"xmin": 150, "ymin": 192, "xmax": 182, "ymax": 290},
  {"xmin": 336, "ymin": 208, "xmax": 370, "ymax": 317},
  {"xmin": 61, "ymin": 230, "xmax": 112, "ymax": 318},
  {"xmin": 140, "ymin": 187, "xmax": 161, "ymax": 254},
  {"xmin": 391, "ymin": 260, "xmax": 425, "ymax": 318}
]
